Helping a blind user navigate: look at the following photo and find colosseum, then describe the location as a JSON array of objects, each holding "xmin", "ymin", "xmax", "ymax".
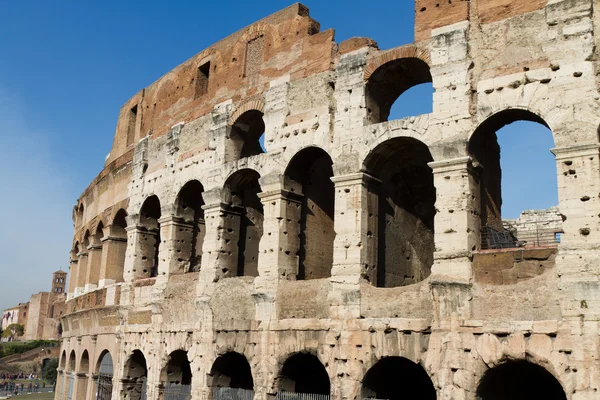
[{"xmin": 56, "ymin": 1, "xmax": 600, "ymax": 399}]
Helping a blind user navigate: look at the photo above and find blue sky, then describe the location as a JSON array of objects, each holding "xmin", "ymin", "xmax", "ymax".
[{"xmin": 0, "ymin": 0, "xmax": 557, "ymax": 311}]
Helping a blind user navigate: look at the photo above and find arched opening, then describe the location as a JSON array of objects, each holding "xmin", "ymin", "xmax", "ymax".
[
  {"xmin": 228, "ymin": 110, "xmax": 266, "ymax": 161},
  {"xmin": 175, "ymin": 180, "xmax": 206, "ymax": 273},
  {"xmin": 80, "ymin": 350, "xmax": 90, "ymax": 374},
  {"xmin": 209, "ymin": 352, "xmax": 254, "ymax": 400},
  {"xmin": 160, "ymin": 350, "xmax": 192, "ymax": 400},
  {"xmin": 223, "ymin": 169, "xmax": 264, "ymax": 278},
  {"xmin": 78, "ymin": 204, "xmax": 85, "ymax": 224},
  {"xmin": 60, "ymin": 351, "xmax": 67, "ymax": 370},
  {"xmin": 96, "ymin": 351, "xmax": 114, "ymax": 400},
  {"xmin": 469, "ymin": 110, "xmax": 559, "ymax": 250},
  {"xmin": 103, "ymin": 209, "xmax": 128, "ymax": 284},
  {"xmin": 77, "ymin": 231, "xmax": 91, "ymax": 289},
  {"xmin": 366, "ymin": 57, "xmax": 433, "ymax": 123},
  {"xmin": 122, "ymin": 350, "xmax": 148, "ymax": 400},
  {"xmin": 363, "ymin": 137, "xmax": 436, "ymax": 288},
  {"xmin": 138, "ymin": 196, "xmax": 162, "ymax": 278},
  {"xmin": 362, "ymin": 357, "xmax": 436, "ymax": 400},
  {"xmin": 278, "ymin": 353, "xmax": 330, "ymax": 396},
  {"xmin": 284, "ymin": 147, "xmax": 335, "ymax": 280},
  {"xmin": 476, "ymin": 359, "xmax": 567, "ymax": 400},
  {"xmin": 78, "ymin": 350, "xmax": 90, "ymax": 399},
  {"xmin": 87, "ymin": 222, "xmax": 104, "ymax": 286},
  {"xmin": 389, "ymin": 83, "xmax": 434, "ymax": 120},
  {"xmin": 67, "ymin": 351, "xmax": 76, "ymax": 400}
]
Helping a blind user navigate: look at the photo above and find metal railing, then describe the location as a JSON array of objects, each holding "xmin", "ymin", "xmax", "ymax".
[
  {"xmin": 213, "ymin": 387, "xmax": 255, "ymax": 400},
  {"xmin": 277, "ymin": 392, "xmax": 330, "ymax": 400},
  {"xmin": 481, "ymin": 224, "xmax": 562, "ymax": 250},
  {"xmin": 161, "ymin": 383, "xmax": 192, "ymax": 400}
]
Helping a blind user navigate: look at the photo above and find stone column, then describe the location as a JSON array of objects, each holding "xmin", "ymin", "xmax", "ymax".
[
  {"xmin": 67, "ymin": 258, "xmax": 78, "ymax": 296},
  {"xmin": 329, "ymin": 173, "xmax": 379, "ymax": 320},
  {"xmin": 427, "ymin": 157, "xmax": 479, "ymax": 323},
  {"xmin": 75, "ymin": 373, "xmax": 88, "ymax": 399},
  {"xmin": 157, "ymin": 216, "xmax": 195, "ymax": 277},
  {"xmin": 76, "ymin": 252, "xmax": 88, "ymax": 295},
  {"xmin": 552, "ymin": 144, "xmax": 600, "ymax": 317},
  {"xmin": 124, "ymin": 225, "xmax": 159, "ymax": 282},
  {"xmin": 428, "ymin": 156, "xmax": 480, "ymax": 281},
  {"xmin": 98, "ymin": 226, "xmax": 127, "ymax": 287},
  {"xmin": 85, "ymin": 240, "xmax": 102, "ymax": 291},
  {"xmin": 253, "ymin": 185, "xmax": 302, "ymax": 320}
]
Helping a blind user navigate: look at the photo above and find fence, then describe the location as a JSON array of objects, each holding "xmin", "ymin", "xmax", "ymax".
[
  {"xmin": 161, "ymin": 383, "xmax": 192, "ymax": 400},
  {"xmin": 277, "ymin": 392, "xmax": 330, "ymax": 400},
  {"xmin": 213, "ymin": 387, "xmax": 255, "ymax": 400},
  {"xmin": 482, "ymin": 223, "xmax": 562, "ymax": 250}
]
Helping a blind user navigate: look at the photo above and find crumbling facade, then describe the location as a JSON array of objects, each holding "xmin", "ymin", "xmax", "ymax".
[{"xmin": 56, "ymin": 1, "xmax": 600, "ymax": 399}]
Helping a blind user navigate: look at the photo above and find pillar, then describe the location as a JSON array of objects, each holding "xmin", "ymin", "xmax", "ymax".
[
  {"xmin": 552, "ymin": 143, "xmax": 600, "ymax": 317},
  {"xmin": 98, "ymin": 225, "xmax": 127, "ymax": 287},
  {"xmin": 329, "ymin": 173, "xmax": 379, "ymax": 320},
  {"xmin": 253, "ymin": 186, "xmax": 302, "ymax": 320},
  {"xmin": 85, "ymin": 241, "xmax": 102, "ymax": 291},
  {"xmin": 124, "ymin": 225, "xmax": 159, "ymax": 282},
  {"xmin": 67, "ymin": 258, "xmax": 78, "ymax": 295},
  {"xmin": 75, "ymin": 373, "xmax": 88, "ymax": 399},
  {"xmin": 76, "ymin": 252, "xmax": 88, "ymax": 295},
  {"xmin": 157, "ymin": 215, "xmax": 195, "ymax": 277},
  {"xmin": 428, "ymin": 156, "xmax": 479, "ymax": 323}
]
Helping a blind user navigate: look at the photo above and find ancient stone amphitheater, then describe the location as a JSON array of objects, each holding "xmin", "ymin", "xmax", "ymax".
[{"xmin": 56, "ymin": 1, "xmax": 600, "ymax": 399}]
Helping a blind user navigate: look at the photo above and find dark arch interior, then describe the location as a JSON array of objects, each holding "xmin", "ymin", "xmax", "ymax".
[
  {"xmin": 125, "ymin": 350, "xmax": 148, "ymax": 379},
  {"xmin": 113, "ymin": 209, "xmax": 128, "ymax": 236},
  {"xmin": 224, "ymin": 170, "xmax": 263, "ymax": 277},
  {"xmin": 139, "ymin": 196, "xmax": 162, "ymax": 277},
  {"xmin": 362, "ymin": 357, "xmax": 436, "ymax": 400},
  {"xmin": 363, "ymin": 137, "xmax": 436, "ymax": 288},
  {"xmin": 68, "ymin": 351, "xmax": 76, "ymax": 372},
  {"xmin": 284, "ymin": 147, "xmax": 335, "ymax": 280},
  {"xmin": 176, "ymin": 181, "xmax": 206, "ymax": 272},
  {"xmin": 469, "ymin": 110, "xmax": 555, "ymax": 249},
  {"xmin": 60, "ymin": 351, "xmax": 67, "ymax": 369},
  {"xmin": 230, "ymin": 110, "xmax": 266, "ymax": 160},
  {"xmin": 80, "ymin": 350, "xmax": 90, "ymax": 373},
  {"xmin": 366, "ymin": 57, "xmax": 432, "ymax": 123},
  {"xmin": 123, "ymin": 350, "xmax": 148, "ymax": 400},
  {"xmin": 279, "ymin": 353, "xmax": 330, "ymax": 395},
  {"xmin": 210, "ymin": 352, "xmax": 254, "ymax": 390},
  {"xmin": 163, "ymin": 350, "xmax": 192, "ymax": 385},
  {"xmin": 476, "ymin": 360, "xmax": 567, "ymax": 400}
]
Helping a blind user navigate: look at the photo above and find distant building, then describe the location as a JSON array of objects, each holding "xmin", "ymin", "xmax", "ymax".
[{"xmin": 2, "ymin": 270, "xmax": 67, "ymax": 341}]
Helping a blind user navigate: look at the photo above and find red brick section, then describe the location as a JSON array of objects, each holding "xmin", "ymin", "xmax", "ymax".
[
  {"xmin": 415, "ymin": 0, "xmax": 470, "ymax": 41},
  {"xmin": 339, "ymin": 37, "xmax": 379, "ymax": 55},
  {"xmin": 228, "ymin": 99, "xmax": 266, "ymax": 126},
  {"xmin": 478, "ymin": 0, "xmax": 546, "ymax": 24},
  {"xmin": 364, "ymin": 45, "xmax": 431, "ymax": 82}
]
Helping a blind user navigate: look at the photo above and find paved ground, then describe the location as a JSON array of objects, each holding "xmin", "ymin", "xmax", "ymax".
[{"xmin": 1, "ymin": 391, "xmax": 54, "ymax": 399}]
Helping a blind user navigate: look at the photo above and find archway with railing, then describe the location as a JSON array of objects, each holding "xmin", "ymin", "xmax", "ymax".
[
  {"xmin": 95, "ymin": 351, "xmax": 114, "ymax": 400},
  {"xmin": 122, "ymin": 350, "xmax": 148, "ymax": 400},
  {"xmin": 210, "ymin": 352, "xmax": 254, "ymax": 400},
  {"xmin": 159, "ymin": 350, "xmax": 192, "ymax": 400},
  {"xmin": 361, "ymin": 356, "xmax": 436, "ymax": 400},
  {"xmin": 277, "ymin": 353, "xmax": 330, "ymax": 400}
]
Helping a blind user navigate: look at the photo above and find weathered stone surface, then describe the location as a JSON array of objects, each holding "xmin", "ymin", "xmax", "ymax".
[{"xmin": 57, "ymin": 2, "xmax": 600, "ymax": 399}]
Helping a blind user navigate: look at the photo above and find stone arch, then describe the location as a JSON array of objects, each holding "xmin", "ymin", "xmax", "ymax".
[
  {"xmin": 95, "ymin": 350, "xmax": 114, "ymax": 400},
  {"xmin": 476, "ymin": 359, "xmax": 567, "ymax": 400},
  {"xmin": 364, "ymin": 45, "xmax": 432, "ymax": 123},
  {"xmin": 227, "ymin": 109, "xmax": 266, "ymax": 161},
  {"xmin": 468, "ymin": 109, "xmax": 557, "ymax": 249},
  {"xmin": 136, "ymin": 195, "xmax": 162, "ymax": 278},
  {"xmin": 159, "ymin": 350, "xmax": 192, "ymax": 398},
  {"xmin": 277, "ymin": 352, "xmax": 330, "ymax": 395},
  {"xmin": 284, "ymin": 146, "xmax": 335, "ymax": 280},
  {"xmin": 229, "ymin": 99, "xmax": 266, "ymax": 126},
  {"xmin": 209, "ymin": 351, "xmax": 254, "ymax": 398},
  {"xmin": 122, "ymin": 350, "xmax": 148, "ymax": 400},
  {"xmin": 361, "ymin": 356, "xmax": 436, "ymax": 400},
  {"xmin": 68, "ymin": 350, "xmax": 76, "ymax": 372},
  {"xmin": 174, "ymin": 180, "xmax": 206, "ymax": 273},
  {"xmin": 221, "ymin": 169, "xmax": 264, "ymax": 278},
  {"xmin": 362, "ymin": 137, "xmax": 436, "ymax": 287},
  {"xmin": 60, "ymin": 350, "xmax": 67, "ymax": 369},
  {"xmin": 80, "ymin": 350, "xmax": 90, "ymax": 374}
]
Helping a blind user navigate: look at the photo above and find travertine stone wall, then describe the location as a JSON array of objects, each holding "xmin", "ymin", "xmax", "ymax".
[{"xmin": 58, "ymin": 2, "xmax": 600, "ymax": 400}]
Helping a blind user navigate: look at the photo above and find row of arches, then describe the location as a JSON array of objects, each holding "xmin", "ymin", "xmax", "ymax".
[
  {"xmin": 72, "ymin": 108, "xmax": 560, "ymax": 290},
  {"xmin": 58, "ymin": 347, "xmax": 568, "ymax": 400}
]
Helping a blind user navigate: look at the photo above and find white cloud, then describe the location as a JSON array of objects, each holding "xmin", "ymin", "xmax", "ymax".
[{"xmin": 0, "ymin": 88, "xmax": 76, "ymax": 311}]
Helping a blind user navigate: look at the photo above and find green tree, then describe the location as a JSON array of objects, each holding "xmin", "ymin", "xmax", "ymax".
[
  {"xmin": 1, "ymin": 324, "xmax": 24, "ymax": 341},
  {"xmin": 42, "ymin": 358, "xmax": 58, "ymax": 384}
]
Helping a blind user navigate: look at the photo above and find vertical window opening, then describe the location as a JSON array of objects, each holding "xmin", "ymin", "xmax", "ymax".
[
  {"xmin": 196, "ymin": 62, "xmax": 210, "ymax": 98},
  {"xmin": 127, "ymin": 105, "xmax": 138, "ymax": 147}
]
